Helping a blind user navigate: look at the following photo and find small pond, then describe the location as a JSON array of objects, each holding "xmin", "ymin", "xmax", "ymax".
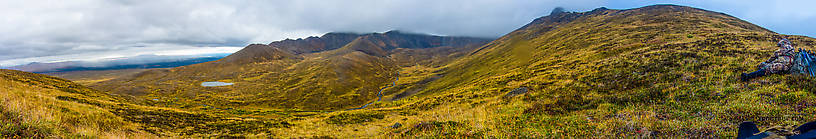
[{"xmin": 201, "ymin": 81, "xmax": 234, "ymax": 87}]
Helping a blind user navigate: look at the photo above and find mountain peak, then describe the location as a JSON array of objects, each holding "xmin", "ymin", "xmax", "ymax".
[
  {"xmin": 218, "ymin": 44, "xmax": 297, "ymax": 64},
  {"xmin": 550, "ymin": 7, "xmax": 566, "ymax": 15}
]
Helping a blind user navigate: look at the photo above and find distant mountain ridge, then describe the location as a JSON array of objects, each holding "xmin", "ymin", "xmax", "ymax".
[
  {"xmin": 219, "ymin": 31, "xmax": 492, "ymax": 63},
  {"xmin": 8, "ymin": 55, "xmax": 227, "ymax": 73}
]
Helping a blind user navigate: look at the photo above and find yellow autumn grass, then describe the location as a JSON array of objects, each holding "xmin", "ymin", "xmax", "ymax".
[{"xmin": 0, "ymin": 76, "xmax": 156, "ymax": 138}]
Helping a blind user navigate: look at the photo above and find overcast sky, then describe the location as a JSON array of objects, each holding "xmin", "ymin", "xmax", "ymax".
[{"xmin": 1, "ymin": 0, "xmax": 815, "ymax": 67}]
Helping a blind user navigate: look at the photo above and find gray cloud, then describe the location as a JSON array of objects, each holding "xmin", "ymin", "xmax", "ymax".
[{"xmin": 1, "ymin": 0, "xmax": 815, "ymax": 67}]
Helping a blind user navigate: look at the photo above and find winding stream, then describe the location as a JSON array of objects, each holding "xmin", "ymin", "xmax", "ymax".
[{"xmin": 347, "ymin": 73, "xmax": 399, "ymax": 110}]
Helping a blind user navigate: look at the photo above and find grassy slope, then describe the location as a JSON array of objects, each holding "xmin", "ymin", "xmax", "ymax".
[{"xmin": 0, "ymin": 69, "xmax": 153, "ymax": 138}]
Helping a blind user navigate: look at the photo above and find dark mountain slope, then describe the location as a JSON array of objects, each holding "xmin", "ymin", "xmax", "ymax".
[{"xmin": 270, "ymin": 32, "xmax": 361, "ymax": 54}]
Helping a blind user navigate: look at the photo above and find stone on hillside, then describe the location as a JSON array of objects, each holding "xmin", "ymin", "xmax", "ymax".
[
  {"xmin": 504, "ymin": 87, "xmax": 529, "ymax": 97},
  {"xmin": 390, "ymin": 122, "xmax": 402, "ymax": 128}
]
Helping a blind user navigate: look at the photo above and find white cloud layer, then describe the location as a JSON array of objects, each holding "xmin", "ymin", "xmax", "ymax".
[{"xmin": 0, "ymin": 0, "xmax": 814, "ymax": 67}]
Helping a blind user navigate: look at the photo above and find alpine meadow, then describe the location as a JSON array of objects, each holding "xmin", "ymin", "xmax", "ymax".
[{"xmin": 3, "ymin": 2, "xmax": 816, "ymax": 138}]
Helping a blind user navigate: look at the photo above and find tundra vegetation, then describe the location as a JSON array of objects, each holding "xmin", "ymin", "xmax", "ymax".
[{"xmin": 2, "ymin": 5, "xmax": 816, "ymax": 138}]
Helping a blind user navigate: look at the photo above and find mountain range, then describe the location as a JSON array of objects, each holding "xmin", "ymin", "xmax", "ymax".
[{"xmin": 3, "ymin": 5, "xmax": 816, "ymax": 138}]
